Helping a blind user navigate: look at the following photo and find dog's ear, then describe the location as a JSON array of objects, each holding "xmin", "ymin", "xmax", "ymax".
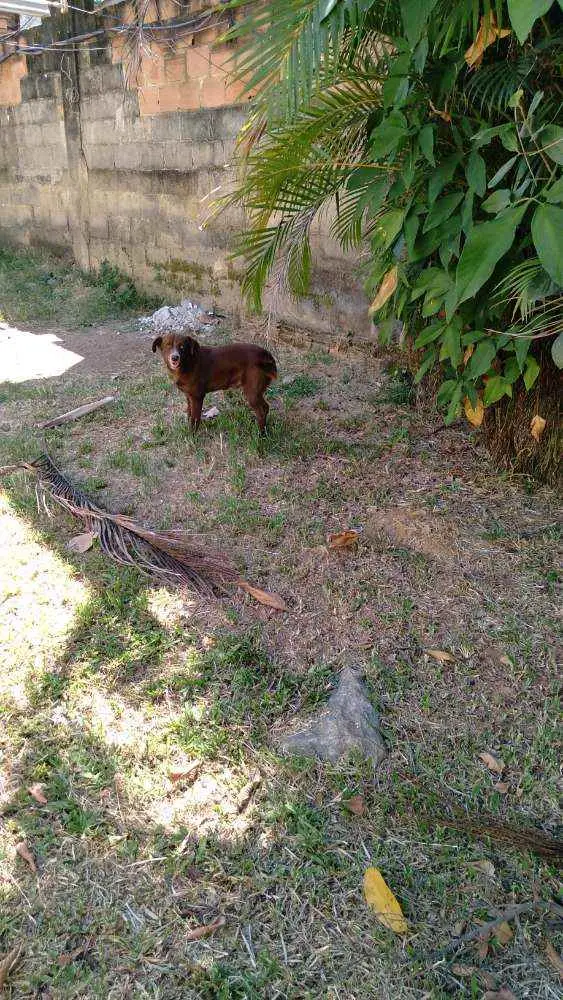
[
  {"xmin": 182, "ymin": 335, "xmax": 200, "ymax": 358},
  {"xmin": 151, "ymin": 336, "xmax": 163, "ymax": 353}
]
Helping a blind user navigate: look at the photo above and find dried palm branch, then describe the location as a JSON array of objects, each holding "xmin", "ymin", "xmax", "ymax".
[{"xmin": 1, "ymin": 454, "xmax": 239, "ymax": 596}]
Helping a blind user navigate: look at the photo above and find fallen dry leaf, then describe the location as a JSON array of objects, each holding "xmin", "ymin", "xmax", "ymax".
[
  {"xmin": 465, "ymin": 13, "xmax": 511, "ymax": 70},
  {"xmin": 464, "ymin": 395, "xmax": 484, "ymax": 428},
  {"xmin": 479, "ymin": 751, "xmax": 505, "ymax": 775},
  {"xmin": 0, "ymin": 944, "xmax": 23, "ymax": 990},
  {"xmin": 426, "ymin": 649, "xmax": 455, "ymax": 663},
  {"xmin": 185, "ymin": 915, "xmax": 226, "ymax": 941},
  {"xmin": 346, "ymin": 795, "xmax": 366, "ymax": 816},
  {"xmin": 67, "ymin": 531, "xmax": 94, "ymax": 554},
  {"xmin": 477, "ymin": 939, "xmax": 490, "ymax": 960},
  {"xmin": 238, "ymin": 581, "xmax": 287, "ymax": 612},
  {"xmin": 499, "ymin": 654, "xmax": 512, "ymax": 667},
  {"xmin": 27, "ymin": 783, "xmax": 48, "ymax": 805},
  {"xmin": 483, "ymin": 990, "xmax": 517, "ymax": 1000},
  {"xmin": 327, "ymin": 529, "xmax": 360, "ymax": 550},
  {"xmin": 530, "ymin": 414, "xmax": 546, "ymax": 442},
  {"xmin": 236, "ymin": 771, "xmax": 262, "ymax": 814},
  {"xmin": 494, "ymin": 921, "xmax": 514, "ymax": 946},
  {"xmin": 494, "ymin": 781, "xmax": 509, "ymax": 794},
  {"xmin": 363, "ymin": 867, "xmax": 408, "ymax": 935},
  {"xmin": 452, "ymin": 963, "xmax": 477, "ymax": 977},
  {"xmin": 545, "ymin": 940, "xmax": 563, "ymax": 977},
  {"xmin": 428, "ymin": 99, "xmax": 452, "ymax": 123},
  {"xmin": 15, "ymin": 841, "xmax": 37, "ymax": 873},
  {"xmin": 369, "ymin": 266, "xmax": 398, "ymax": 315},
  {"xmin": 468, "ymin": 859, "xmax": 495, "ymax": 877},
  {"xmin": 168, "ymin": 759, "xmax": 202, "ymax": 783}
]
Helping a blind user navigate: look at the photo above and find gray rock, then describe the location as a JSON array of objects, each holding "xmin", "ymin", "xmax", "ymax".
[
  {"xmin": 139, "ymin": 299, "xmax": 218, "ymax": 338},
  {"xmin": 278, "ymin": 667, "xmax": 386, "ymax": 764}
]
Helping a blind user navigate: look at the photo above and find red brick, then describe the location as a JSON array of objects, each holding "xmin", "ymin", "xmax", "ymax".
[
  {"xmin": 164, "ymin": 54, "xmax": 186, "ymax": 83},
  {"xmin": 185, "ymin": 44, "xmax": 210, "ymax": 79},
  {"xmin": 141, "ymin": 53, "xmax": 165, "ymax": 86}
]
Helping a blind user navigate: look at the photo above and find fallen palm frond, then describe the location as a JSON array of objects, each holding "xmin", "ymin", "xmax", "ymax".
[{"xmin": 1, "ymin": 454, "xmax": 239, "ymax": 596}]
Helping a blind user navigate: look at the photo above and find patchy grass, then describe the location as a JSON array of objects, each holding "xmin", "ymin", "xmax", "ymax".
[
  {"xmin": 0, "ymin": 247, "xmax": 160, "ymax": 327},
  {"xmin": 0, "ymin": 282, "xmax": 561, "ymax": 998}
]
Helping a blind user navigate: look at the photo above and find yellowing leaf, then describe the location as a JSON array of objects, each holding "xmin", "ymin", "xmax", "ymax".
[
  {"xmin": 68, "ymin": 531, "xmax": 94, "ymax": 554},
  {"xmin": 426, "ymin": 649, "xmax": 455, "ymax": 663},
  {"xmin": 465, "ymin": 14, "xmax": 511, "ymax": 70},
  {"xmin": 494, "ymin": 921, "xmax": 513, "ymax": 946},
  {"xmin": 479, "ymin": 751, "xmax": 504, "ymax": 774},
  {"xmin": 238, "ymin": 581, "xmax": 288, "ymax": 612},
  {"xmin": 327, "ymin": 529, "xmax": 360, "ymax": 550},
  {"xmin": 363, "ymin": 867, "xmax": 408, "ymax": 934},
  {"xmin": 369, "ymin": 266, "xmax": 398, "ymax": 315},
  {"xmin": 530, "ymin": 414, "xmax": 546, "ymax": 442},
  {"xmin": 464, "ymin": 395, "xmax": 484, "ymax": 427},
  {"xmin": 463, "ymin": 344, "xmax": 474, "ymax": 365}
]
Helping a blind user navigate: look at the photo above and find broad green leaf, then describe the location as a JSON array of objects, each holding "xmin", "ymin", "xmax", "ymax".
[
  {"xmin": 423, "ymin": 193, "xmax": 464, "ymax": 233},
  {"xmin": 472, "ymin": 123, "xmax": 515, "ymax": 149},
  {"xmin": 507, "ymin": 0, "xmax": 554, "ymax": 44},
  {"xmin": 414, "ymin": 347, "xmax": 437, "ymax": 383},
  {"xmin": 465, "ymin": 151, "xmax": 486, "ymax": 197},
  {"xmin": 411, "ymin": 268, "xmax": 451, "ymax": 299},
  {"xmin": 500, "ymin": 128, "xmax": 519, "ymax": 152},
  {"xmin": 546, "ymin": 177, "xmax": 563, "ymax": 203},
  {"xmin": 504, "ymin": 357, "xmax": 521, "ymax": 383},
  {"xmin": 400, "ymin": 0, "xmax": 439, "ymax": 47},
  {"xmin": 412, "ymin": 216, "xmax": 461, "ymax": 262},
  {"xmin": 488, "ymin": 155, "xmax": 518, "ymax": 189},
  {"xmin": 428, "ymin": 154, "xmax": 461, "ymax": 204},
  {"xmin": 552, "ymin": 332, "xmax": 563, "ymax": 369},
  {"xmin": 319, "ymin": 0, "xmax": 339, "ymax": 19},
  {"xmin": 461, "ymin": 190, "xmax": 474, "ymax": 236},
  {"xmin": 414, "ymin": 322, "xmax": 445, "ymax": 347},
  {"xmin": 467, "ymin": 339, "xmax": 497, "ymax": 379},
  {"xmin": 515, "ymin": 337, "xmax": 532, "ymax": 370},
  {"xmin": 370, "ymin": 112, "xmax": 408, "ymax": 159},
  {"xmin": 523, "ymin": 356, "xmax": 540, "ymax": 390},
  {"xmin": 437, "ymin": 379, "xmax": 458, "ymax": 406},
  {"xmin": 440, "ymin": 323, "xmax": 462, "ymax": 368},
  {"xmin": 445, "ymin": 383, "xmax": 463, "ymax": 424},
  {"xmin": 540, "ymin": 125, "xmax": 563, "ymax": 165},
  {"xmin": 531, "ymin": 204, "xmax": 563, "ymax": 287},
  {"xmin": 439, "ymin": 225, "xmax": 462, "ymax": 268},
  {"xmin": 455, "ymin": 206, "xmax": 527, "ymax": 305},
  {"xmin": 413, "ymin": 36, "xmax": 428, "ymax": 73},
  {"xmin": 482, "ymin": 189, "xmax": 511, "ymax": 214},
  {"xmin": 371, "ymin": 210, "xmax": 406, "ymax": 253},
  {"xmin": 483, "ymin": 376, "xmax": 512, "ymax": 405},
  {"xmin": 419, "ymin": 124, "xmax": 435, "ymax": 166},
  {"xmin": 404, "ymin": 212, "xmax": 420, "ymax": 259}
]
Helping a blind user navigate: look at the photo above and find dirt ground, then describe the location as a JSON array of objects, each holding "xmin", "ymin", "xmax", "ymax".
[{"xmin": 0, "ymin": 306, "xmax": 561, "ymax": 999}]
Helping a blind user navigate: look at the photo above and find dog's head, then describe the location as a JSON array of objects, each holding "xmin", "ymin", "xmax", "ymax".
[{"xmin": 152, "ymin": 333, "xmax": 200, "ymax": 373}]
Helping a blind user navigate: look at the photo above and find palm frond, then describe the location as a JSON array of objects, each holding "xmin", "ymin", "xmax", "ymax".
[
  {"xmin": 463, "ymin": 56, "xmax": 536, "ymax": 114},
  {"xmin": 3, "ymin": 454, "xmax": 238, "ymax": 594},
  {"xmin": 493, "ymin": 256, "xmax": 556, "ymax": 321}
]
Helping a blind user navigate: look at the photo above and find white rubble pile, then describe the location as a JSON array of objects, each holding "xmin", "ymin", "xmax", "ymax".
[{"xmin": 139, "ymin": 299, "xmax": 219, "ymax": 337}]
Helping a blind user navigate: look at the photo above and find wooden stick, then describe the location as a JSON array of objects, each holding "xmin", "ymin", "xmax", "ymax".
[
  {"xmin": 38, "ymin": 396, "xmax": 115, "ymax": 429},
  {"xmin": 438, "ymin": 900, "xmax": 554, "ymax": 958}
]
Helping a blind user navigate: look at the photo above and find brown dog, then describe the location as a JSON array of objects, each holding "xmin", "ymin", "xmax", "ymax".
[{"xmin": 152, "ymin": 333, "xmax": 278, "ymax": 434}]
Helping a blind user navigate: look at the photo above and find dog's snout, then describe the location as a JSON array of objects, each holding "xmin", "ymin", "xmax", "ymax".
[{"xmin": 170, "ymin": 351, "xmax": 180, "ymax": 363}]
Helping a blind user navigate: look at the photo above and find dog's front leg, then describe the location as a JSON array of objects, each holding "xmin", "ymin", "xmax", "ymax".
[{"xmin": 187, "ymin": 394, "xmax": 203, "ymax": 432}]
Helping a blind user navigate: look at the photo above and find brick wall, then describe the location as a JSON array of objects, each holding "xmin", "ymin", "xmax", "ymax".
[{"xmin": 0, "ymin": 2, "xmax": 371, "ymax": 342}]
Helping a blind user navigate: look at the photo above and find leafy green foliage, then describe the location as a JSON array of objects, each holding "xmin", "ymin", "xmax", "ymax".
[{"xmin": 221, "ymin": 0, "xmax": 562, "ymax": 424}]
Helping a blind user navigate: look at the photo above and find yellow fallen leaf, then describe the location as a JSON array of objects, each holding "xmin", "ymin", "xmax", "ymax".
[
  {"xmin": 463, "ymin": 345, "xmax": 474, "ymax": 365},
  {"xmin": 238, "ymin": 581, "xmax": 288, "ymax": 611},
  {"xmin": 363, "ymin": 867, "xmax": 408, "ymax": 934},
  {"xmin": 426, "ymin": 649, "xmax": 455, "ymax": 663},
  {"xmin": 494, "ymin": 781, "xmax": 509, "ymax": 794},
  {"xmin": 327, "ymin": 529, "xmax": 360, "ymax": 550},
  {"xmin": 464, "ymin": 395, "xmax": 484, "ymax": 428},
  {"xmin": 369, "ymin": 266, "xmax": 398, "ymax": 315},
  {"xmin": 479, "ymin": 751, "xmax": 504, "ymax": 774},
  {"xmin": 494, "ymin": 921, "xmax": 513, "ymax": 946},
  {"xmin": 530, "ymin": 414, "xmax": 546, "ymax": 442},
  {"xmin": 465, "ymin": 13, "xmax": 511, "ymax": 70}
]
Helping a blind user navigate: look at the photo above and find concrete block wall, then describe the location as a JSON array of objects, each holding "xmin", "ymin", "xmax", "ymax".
[{"xmin": 0, "ymin": 2, "xmax": 371, "ymax": 341}]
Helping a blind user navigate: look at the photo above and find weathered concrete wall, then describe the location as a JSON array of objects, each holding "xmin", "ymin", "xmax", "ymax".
[{"xmin": 0, "ymin": 2, "xmax": 371, "ymax": 342}]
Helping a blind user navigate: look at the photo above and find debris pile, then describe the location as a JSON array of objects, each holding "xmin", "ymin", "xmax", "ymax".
[{"xmin": 139, "ymin": 299, "xmax": 219, "ymax": 337}]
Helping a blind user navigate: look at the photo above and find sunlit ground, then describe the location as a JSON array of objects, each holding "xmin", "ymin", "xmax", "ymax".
[{"xmin": 0, "ymin": 322, "xmax": 83, "ymax": 382}]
